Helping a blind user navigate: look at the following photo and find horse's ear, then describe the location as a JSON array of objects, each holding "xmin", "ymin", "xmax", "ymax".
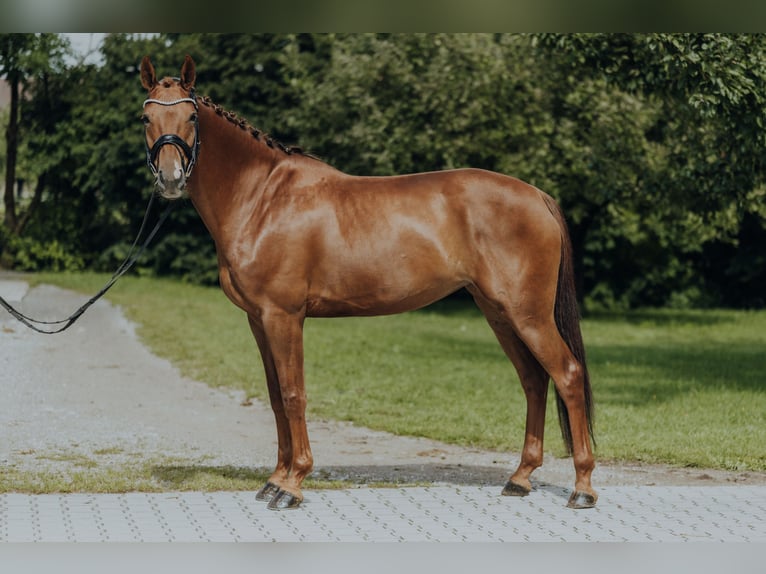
[
  {"xmin": 180, "ymin": 55, "xmax": 196, "ymax": 91},
  {"xmin": 140, "ymin": 56, "xmax": 156, "ymax": 91}
]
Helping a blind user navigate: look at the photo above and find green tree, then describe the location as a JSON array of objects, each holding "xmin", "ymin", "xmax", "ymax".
[
  {"xmin": 535, "ymin": 33, "xmax": 766, "ymax": 208},
  {"xmin": 0, "ymin": 33, "xmax": 68, "ymax": 236},
  {"xmin": 283, "ymin": 34, "xmax": 533, "ymax": 176},
  {"xmin": 534, "ymin": 33, "xmax": 766, "ymax": 308}
]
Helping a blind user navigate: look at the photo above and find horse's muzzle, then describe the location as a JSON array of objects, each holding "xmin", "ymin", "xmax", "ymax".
[
  {"xmin": 146, "ymin": 132, "xmax": 197, "ymax": 200},
  {"xmin": 155, "ymin": 168, "xmax": 187, "ymax": 200}
]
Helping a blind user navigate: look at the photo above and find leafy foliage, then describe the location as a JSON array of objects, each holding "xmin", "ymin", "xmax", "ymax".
[{"xmin": 2, "ymin": 33, "xmax": 765, "ymax": 307}]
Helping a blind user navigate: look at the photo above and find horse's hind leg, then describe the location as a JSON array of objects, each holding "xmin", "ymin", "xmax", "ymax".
[
  {"xmin": 515, "ymin": 317, "xmax": 596, "ymax": 507},
  {"xmin": 471, "ymin": 265, "xmax": 596, "ymax": 507},
  {"xmin": 472, "ymin": 292, "xmax": 550, "ymax": 496}
]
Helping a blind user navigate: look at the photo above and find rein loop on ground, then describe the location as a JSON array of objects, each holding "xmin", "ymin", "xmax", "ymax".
[{"xmin": 0, "ymin": 193, "xmax": 177, "ymax": 334}]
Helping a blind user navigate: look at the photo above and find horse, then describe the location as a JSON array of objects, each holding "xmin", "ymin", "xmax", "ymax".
[{"xmin": 139, "ymin": 55, "xmax": 596, "ymax": 511}]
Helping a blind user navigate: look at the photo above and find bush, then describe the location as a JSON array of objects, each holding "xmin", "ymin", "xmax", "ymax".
[{"xmin": 4, "ymin": 235, "xmax": 84, "ymax": 272}]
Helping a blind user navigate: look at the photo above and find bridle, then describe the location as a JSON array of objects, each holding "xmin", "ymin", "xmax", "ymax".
[{"xmin": 142, "ymin": 88, "xmax": 200, "ymax": 180}]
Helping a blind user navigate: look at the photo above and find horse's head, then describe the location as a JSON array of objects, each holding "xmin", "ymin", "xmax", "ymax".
[{"xmin": 140, "ymin": 55, "xmax": 200, "ymax": 199}]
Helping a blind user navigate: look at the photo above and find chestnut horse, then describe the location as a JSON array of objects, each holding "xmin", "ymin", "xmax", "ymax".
[{"xmin": 140, "ymin": 56, "xmax": 596, "ymax": 510}]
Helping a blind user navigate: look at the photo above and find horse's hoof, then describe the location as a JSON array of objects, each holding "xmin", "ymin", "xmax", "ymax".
[
  {"xmin": 255, "ymin": 481, "xmax": 281, "ymax": 502},
  {"xmin": 501, "ymin": 480, "xmax": 531, "ymax": 497},
  {"xmin": 267, "ymin": 489, "xmax": 303, "ymax": 511},
  {"xmin": 567, "ymin": 491, "xmax": 597, "ymax": 509}
]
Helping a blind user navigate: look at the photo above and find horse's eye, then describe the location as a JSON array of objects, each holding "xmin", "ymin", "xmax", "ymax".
[
  {"xmin": 141, "ymin": 114, "xmax": 150, "ymax": 126},
  {"xmin": 189, "ymin": 112, "xmax": 198, "ymax": 123}
]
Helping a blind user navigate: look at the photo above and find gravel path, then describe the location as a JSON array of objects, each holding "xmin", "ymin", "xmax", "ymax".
[{"xmin": 1, "ymin": 276, "xmax": 764, "ymax": 491}]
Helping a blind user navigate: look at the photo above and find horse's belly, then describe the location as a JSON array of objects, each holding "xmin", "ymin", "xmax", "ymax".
[{"xmin": 306, "ymin": 271, "xmax": 467, "ymax": 318}]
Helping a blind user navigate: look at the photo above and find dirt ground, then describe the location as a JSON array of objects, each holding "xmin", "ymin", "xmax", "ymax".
[{"xmin": 1, "ymin": 276, "xmax": 764, "ymax": 491}]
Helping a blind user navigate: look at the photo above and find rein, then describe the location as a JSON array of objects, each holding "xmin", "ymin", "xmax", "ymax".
[{"xmin": 0, "ymin": 193, "xmax": 176, "ymax": 334}]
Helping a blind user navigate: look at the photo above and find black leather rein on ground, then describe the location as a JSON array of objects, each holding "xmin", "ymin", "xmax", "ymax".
[{"xmin": 0, "ymin": 194, "xmax": 176, "ymax": 334}]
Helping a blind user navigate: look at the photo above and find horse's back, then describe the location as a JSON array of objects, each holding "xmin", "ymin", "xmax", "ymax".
[{"xmin": 347, "ymin": 167, "xmax": 560, "ymax": 260}]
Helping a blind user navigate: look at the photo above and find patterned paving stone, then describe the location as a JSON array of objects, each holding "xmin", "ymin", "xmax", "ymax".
[{"xmin": 1, "ymin": 486, "xmax": 764, "ymax": 542}]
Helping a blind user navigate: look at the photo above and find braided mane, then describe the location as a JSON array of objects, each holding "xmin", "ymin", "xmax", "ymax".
[{"xmin": 198, "ymin": 95, "xmax": 314, "ymax": 158}]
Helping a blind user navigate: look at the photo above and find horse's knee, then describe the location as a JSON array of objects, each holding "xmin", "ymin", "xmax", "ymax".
[{"xmin": 281, "ymin": 390, "xmax": 307, "ymax": 417}]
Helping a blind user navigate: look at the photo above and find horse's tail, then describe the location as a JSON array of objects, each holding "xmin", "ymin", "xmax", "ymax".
[{"xmin": 541, "ymin": 192, "xmax": 595, "ymax": 455}]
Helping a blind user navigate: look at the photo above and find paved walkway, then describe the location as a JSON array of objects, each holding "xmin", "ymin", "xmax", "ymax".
[{"xmin": 2, "ymin": 485, "xmax": 765, "ymax": 542}]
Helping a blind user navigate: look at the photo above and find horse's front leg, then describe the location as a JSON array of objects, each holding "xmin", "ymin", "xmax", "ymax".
[
  {"xmin": 249, "ymin": 315, "xmax": 292, "ymax": 503},
  {"xmin": 259, "ymin": 307, "xmax": 313, "ymax": 510}
]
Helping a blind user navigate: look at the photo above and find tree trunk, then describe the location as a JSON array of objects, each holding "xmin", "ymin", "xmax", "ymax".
[
  {"xmin": 17, "ymin": 173, "xmax": 45, "ymax": 235},
  {"xmin": 3, "ymin": 71, "xmax": 19, "ymax": 232}
]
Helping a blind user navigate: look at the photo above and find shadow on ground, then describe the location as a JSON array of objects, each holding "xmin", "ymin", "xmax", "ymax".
[{"xmin": 151, "ymin": 463, "xmax": 512, "ymax": 489}]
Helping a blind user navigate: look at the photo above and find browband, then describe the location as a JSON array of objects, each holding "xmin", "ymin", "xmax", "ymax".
[{"xmin": 143, "ymin": 97, "xmax": 197, "ymax": 108}]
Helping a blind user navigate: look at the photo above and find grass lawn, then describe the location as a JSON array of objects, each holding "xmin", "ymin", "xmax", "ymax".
[
  {"xmin": 0, "ymin": 461, "xmax": 360, "ymax": 494},
  {"xmin": 32, "ymin": 272, "xmax": 766, "ymax": 472}
]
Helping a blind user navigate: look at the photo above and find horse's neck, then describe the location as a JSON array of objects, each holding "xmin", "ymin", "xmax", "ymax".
[{"xmin": 188, "ymin": 107, "xmax": 280, "ymax": 241}]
